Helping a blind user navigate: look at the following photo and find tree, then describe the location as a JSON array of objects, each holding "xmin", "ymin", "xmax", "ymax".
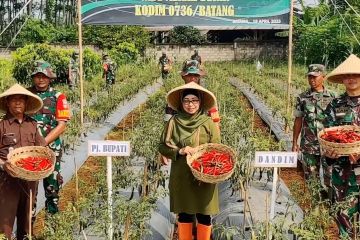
[{"xmin": 168, "ymin": 26, "xmax": 207, "ymax": 45}]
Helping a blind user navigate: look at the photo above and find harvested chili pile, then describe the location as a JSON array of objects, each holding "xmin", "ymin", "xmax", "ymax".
[
  {"xmin": 321, "ymin": 130, "xmax": 360, "ymax": 143},
  {"xmin": 191, "ymin": 150, "xmax": 233, "ymax": 175},
  {"xmin": 15, "ymin": 157, "xmax": 52, "ymax": 171}
]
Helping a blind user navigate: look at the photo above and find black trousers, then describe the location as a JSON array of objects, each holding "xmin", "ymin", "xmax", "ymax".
[{"xmin": 178, "ymin": 212, "xmax": 211, "ymax": 226}]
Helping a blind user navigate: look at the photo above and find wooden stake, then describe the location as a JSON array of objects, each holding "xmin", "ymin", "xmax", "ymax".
[
  {"xmin": 29, "ymin": 189, "xmax": 32, "ymax": 240},
  {"xmin": 285, "ymin": 0, "xmax": 294, "ymax": 133},
  {"xmin": 251, "ymin": 108, "xmax": 255, "ymax": 132},
  {"xmin": 74, "ymin": 156, "xmax": 79, "ymax": 202},
  {"xmin": 77, "ymin": 0, "xmax": 84, "ymax": 125},
  {"xmin": 243, "ymin": 188, "xmax": 248, "ymax": 233},
  {"xmin": 124, "ymin": 212, "xmax": 131, "ymax": 240},
  {"xmin": 123, "ymin": 120, "xmax": 125, "ymax": 140},
  {"xmin": 266, "ymin": 193, "xmax": 269, "ymax": 240}
]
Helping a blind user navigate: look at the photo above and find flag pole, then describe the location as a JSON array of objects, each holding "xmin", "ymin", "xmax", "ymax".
[
  {"xmin": 285, "ymin": 0, "xmax": 294, "ymax": 133},
  {"xmin": 77, "ymin": 0, "xmax": 84, "ymax": 125}
]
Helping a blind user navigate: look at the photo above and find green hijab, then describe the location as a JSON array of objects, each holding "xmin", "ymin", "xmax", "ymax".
[{"xmin": 164, "ymin": 106, "xmax": 209, "ymax": 149}]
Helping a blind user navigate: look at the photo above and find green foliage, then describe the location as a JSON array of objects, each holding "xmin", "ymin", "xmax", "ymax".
[
  {"xmin": 15, "ymin": 19, "xmax": 57, "ymax": 45},
  {"xmin": 108, "ymin": 42, "xmax": 139, "ymax": 65},
  {"xmin": 83, "ymin": 25, "xmax": 151, "ymax": 52},
  {"xmin": 0, "ymin": 58, "xmax": 16, "ymax": 92},
  {"xmin": 12, "ymin": 44, "xmax": 101, "ymax": 85},
  {"xmin": 168, "ymin": 26, "xmax": 207, "ymax": 45},
  {"xmin": 294, "ymin": 2, "xmax": 360, "ymax": 66}
]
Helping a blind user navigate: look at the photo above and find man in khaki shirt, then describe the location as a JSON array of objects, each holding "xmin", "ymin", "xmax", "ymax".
[{"xmin": 0, "ymin": 84, "xmax": 45, "ymax": 240}]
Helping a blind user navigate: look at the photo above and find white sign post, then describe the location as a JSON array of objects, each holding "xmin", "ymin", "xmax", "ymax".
[
  {"xmin": 254, "ymin": 151, "xmax": 297, "ymax": 219},
  {"xmin": 88, "ymin": 140, "xmax": 131, "ymax": 240}
]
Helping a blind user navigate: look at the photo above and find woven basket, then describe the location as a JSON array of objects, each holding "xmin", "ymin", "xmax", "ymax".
[
  {"xmin": 186, "ymin": 143, "xmax": 236, "ymax": 184},
  {"xmin": 163, "ymin": 64, "xmax": 172, "ymax": 72},
  {"xmin": 318, "ymin": 125, "xmax": 360, "ymax": 157},
  {"xmin": 7, "ymin": 146, "xmax": 56, "ymax": 181}
]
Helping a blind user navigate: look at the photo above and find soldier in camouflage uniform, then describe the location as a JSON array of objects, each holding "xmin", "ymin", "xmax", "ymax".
[
  {"xmin": 191, "ymin": 49, "xmax": 202, "ymax": 66},
  {"xmin": 68, "ymin": 51, "xmax": 79, "ymax": 89},
  {"xmin": 323, "ymin": 54, "xmax": 360, "ymax": 237},
  {"xmin": 102, "ymin": 53, "xmax": 116, "ymax": 86},
  {"xmin": 292, "ymin": 64, "xmax": 336, "ymax": 181},
  {"xmin": 158, "ymin": 51, "xmax": 172, "ymax": 79},
  {"xmin": 29, "ymin": 60, "xmax": 71, "ymax": 214}
]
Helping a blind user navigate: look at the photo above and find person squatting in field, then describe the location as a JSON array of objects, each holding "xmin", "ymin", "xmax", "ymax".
[
  {"xmin": 28, "ymin": 61, "xmax": 71, "ymax": 215},
  {"xmin": 159, "ymin": 82, "xmax": 220, "ymax": 240},
  {"xmin": 292, "ymin": 64, "xmax": 336, "ymax": 188},
  {"xmin": 0, "ymin": 84, "xmax": 45, "ymax": 240},
  {"xmin": 322, "ymin": 54, "xmax": 360, "ymax": 238}
]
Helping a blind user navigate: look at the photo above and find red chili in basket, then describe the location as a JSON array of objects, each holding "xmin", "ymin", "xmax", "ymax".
[
  {"xmin": 321, "ymin": 129, "xmax": 360, "ymax": 143},
  {"xmin": 191, "ymin": 150, "xmax": 233, "ymax": 176},
  {"xmin": 15, "ymin": 157, "xmax": 52, "ymax": 171}
]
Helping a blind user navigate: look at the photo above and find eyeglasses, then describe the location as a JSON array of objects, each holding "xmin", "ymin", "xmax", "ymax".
[{"xmin": 182, "ymin": 99, "xmax": 200, "ymax": 105}]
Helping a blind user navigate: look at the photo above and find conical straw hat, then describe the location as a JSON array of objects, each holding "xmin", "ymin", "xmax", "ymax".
[
  {"xmin": 166, "ymin": 82, "xmax": 217, "ymax": 111},
  {"xmin": 0, "ymin": 84, "xmax": 43, "ymax": 114},
  {"xmin": 326, "ymin": 54, "xmax": 360, "ymax": 83}
]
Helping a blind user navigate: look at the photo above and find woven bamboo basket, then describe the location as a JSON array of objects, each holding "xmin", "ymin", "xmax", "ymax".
[
  {"xmin": 163, "ymin": 64, "xmax": 172, "ymax": 72},
  {"xmin": 7, "ymin": 146, "xmax": 56, "ymax": 181},
  {"xmin": 186, "ymin": 143, "xmax": 236, "ymax": 184},
  {"xmin": 318, "ymin": 125, "xmax": 360, "ymax": 157}
]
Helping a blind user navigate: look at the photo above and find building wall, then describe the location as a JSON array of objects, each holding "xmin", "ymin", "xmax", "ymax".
[{"xmin": 146, "ymin": 41, "xmax": 287, "ymax": 63}]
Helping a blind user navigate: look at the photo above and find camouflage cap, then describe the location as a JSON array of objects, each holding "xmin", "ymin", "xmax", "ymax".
[
  {"xmin": 181, "ymin": 60, "xmax": 205, "ymax": 77},
  {"xmin": 307, "ymin": 64, "xmax": 326, "ymax": 76},
  {"xmin": 31, "ymin": 60, "xmax": 56, "ymax": 79}
]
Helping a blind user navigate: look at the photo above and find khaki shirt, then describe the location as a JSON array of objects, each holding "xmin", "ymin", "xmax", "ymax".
[{"xmin": 0, "ymin": 114, "xmax": 45, "ymax": 160}]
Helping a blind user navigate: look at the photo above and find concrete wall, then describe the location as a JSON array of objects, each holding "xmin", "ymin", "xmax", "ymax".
[{"xmin": 146, "ymin": 41, "xmax": 287, "ymax": 63}]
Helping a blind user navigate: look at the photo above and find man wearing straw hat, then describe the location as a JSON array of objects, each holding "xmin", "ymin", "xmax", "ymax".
[
  {"xmin": 28, "ymin": 60, "xmax": 71, "ymax": 214},
  {"xmin": 0, "ymin": 84, "xmax": 45, "ymax": 240},
  {"xmin": 323, "ymin": 54, "xmax": 360, "ymax": 237},
  {"xmin": 292, "ymin": 64, "xmax": 336, "ymax": 183}
]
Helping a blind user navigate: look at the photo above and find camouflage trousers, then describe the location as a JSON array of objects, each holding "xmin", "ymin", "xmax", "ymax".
[
  {"xmin": 32, "ymin": 154, "xmax": 63, "ymax": 219},
  {"xmin": 105, "ymin": 72, "xmax": 115, "ymax": 86},
  {"xmin": 331, "ymin": 162, "xmax": 360, "ymax": 238},
  {"xmin": 301, "ymin": 153, "xmax": 321, "ymax": 178}
]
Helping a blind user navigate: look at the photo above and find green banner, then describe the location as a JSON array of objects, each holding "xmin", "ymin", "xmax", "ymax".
[{"xmin": 82, "ymin": 0, "xmax": 290, "ymax": 28}]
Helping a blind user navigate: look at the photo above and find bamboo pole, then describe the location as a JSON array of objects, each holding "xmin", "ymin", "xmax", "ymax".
[
  {"xmin": 285, "ymin": 0, "xmax": 294, "ymax": 133},
  {"xmin": 77, "ymin": 0, "xmax": 84, "ymax": 125},
  {"xmin": 29, "ymin": 189, "xmax": 32, "ymax": 240}
]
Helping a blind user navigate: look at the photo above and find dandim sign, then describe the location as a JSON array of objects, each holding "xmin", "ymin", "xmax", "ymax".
[{"xmin": 254, "ymin": 151, "xmax": 297, "ymax": 168}]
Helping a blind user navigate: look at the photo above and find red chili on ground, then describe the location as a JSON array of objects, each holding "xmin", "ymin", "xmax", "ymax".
[
  {"xmin": 191, "ymin": 150, "xmax": 233, "ymax": 175},
  {"xmin": 15, "ymin": 157, "xmax": 52, "ymax": 172},
  {"xmin": 321, "ymin": 130, "xmax": 360, "ymax": 143}
]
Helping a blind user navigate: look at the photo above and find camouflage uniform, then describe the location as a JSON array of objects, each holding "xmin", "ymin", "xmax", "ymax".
[
  {"xmin": 191, "ymin": 52, "xmax": 202, "ymax": 65},
  {"xmin": 29, "ymin": 61, "xmax": 71, "ymax": 214},
  {"xmin": 158, "ymin": 55, "xmax": 171, "ymax": 79},
  {"xmin": 324, "ymin": 93, "xmax": 360, "ymax": 237},
  {"xmin": 294, "ymin": 88, "xmax": 336, "ymax": 179},
  {"xmin": 103, "ymin": 56, "xmax": 116, "ymax": 86}
]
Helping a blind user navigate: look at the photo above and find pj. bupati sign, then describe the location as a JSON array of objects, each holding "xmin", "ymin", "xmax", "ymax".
[
  {"xmin": 254, "ymin": 151, "xmax": 297, "ymax": 168},
  {"xmin": 88, "ymin": 140, "xmax": 131, "ymax": 157}
]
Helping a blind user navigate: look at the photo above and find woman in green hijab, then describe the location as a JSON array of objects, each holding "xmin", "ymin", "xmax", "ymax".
[{"xmin": 159, "ymin": 82, "xmax": 221, "ymax": 240}]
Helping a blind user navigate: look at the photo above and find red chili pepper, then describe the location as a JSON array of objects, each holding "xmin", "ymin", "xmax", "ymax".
[
  {"xmin": 321, "ymin": 129, "xmax": 360, "ymax": 144},
  {"xmin": 15, "ymin": 157, "xmax": 52, "ymax": 171},
  {"xmin": 191, "ymin": 150, "xmax": 233, "ymax": 176}
]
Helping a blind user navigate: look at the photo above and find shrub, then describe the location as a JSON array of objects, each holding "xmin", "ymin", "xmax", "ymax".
[{"xmin": 12, "ymin": 44, "xmax": 101, "ymax": 85}]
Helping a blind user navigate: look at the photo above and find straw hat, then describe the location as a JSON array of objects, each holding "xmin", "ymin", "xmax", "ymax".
[
  {"xmin": 326, "ymin": 54, "xmax": 360, "ymax": 83},
  {"xmin": 0, "ymin": 84, "xmax": 43, "ymax": 114},
  {"xmin": 166, "ymin": 82, "xmax": 217, "ymax": 111}
]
